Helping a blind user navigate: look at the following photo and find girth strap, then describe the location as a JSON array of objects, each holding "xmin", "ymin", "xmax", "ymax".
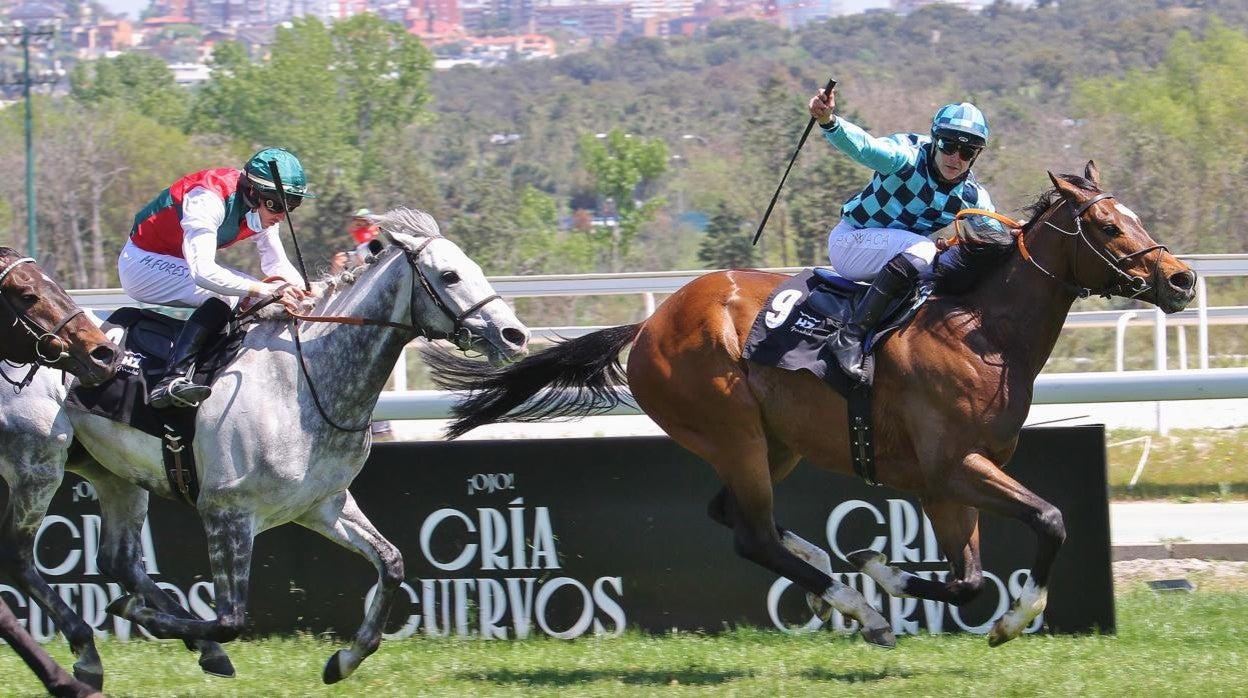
[{"xmin": 846, "ymin": 385, "xmax": 879, "ymax": 486}]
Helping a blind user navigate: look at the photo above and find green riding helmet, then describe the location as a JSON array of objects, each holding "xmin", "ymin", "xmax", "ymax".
[{"xmin": 243, "ymin": 147, "xmax": 316, "ymax": 199}]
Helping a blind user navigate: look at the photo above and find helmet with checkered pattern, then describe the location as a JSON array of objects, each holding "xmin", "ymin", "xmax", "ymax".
[{"xmin": 930, "ymin": 103, "xmax": 989, "ymax": 148}]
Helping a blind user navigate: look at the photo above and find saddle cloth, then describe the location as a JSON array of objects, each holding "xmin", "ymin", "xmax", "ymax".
[
  {"xmin": 741, "ymin": 268, "xmax": 928, "ymax": 393},
  {"xmin": 66, "ymin": 307, "xmax": 245, "ymax": 439}
]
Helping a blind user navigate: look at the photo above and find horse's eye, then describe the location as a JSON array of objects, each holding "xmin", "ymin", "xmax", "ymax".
[
  {"xmin": 440, "ymin": 271, "xmax": 460, "ymax": 284},
  {"xmin": 20, "ymin": 293, "xmax": 37, "ymax": 304},
  {"xmin": 1102, "ymin": 224, "xmax": 1120, "ymax": 237}
]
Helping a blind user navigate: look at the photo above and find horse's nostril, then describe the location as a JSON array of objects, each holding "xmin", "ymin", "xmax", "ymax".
[
  {"xmin": 91, "ymin": 345, "xmax": 117, "ymax": 365},
  {"xmin": 1169, "ymin": 270, "xmax": 1196, "ymax": 292},
  {"xmin": 502, "ymin": 327, "xmax": 528, "ymax": 347}
]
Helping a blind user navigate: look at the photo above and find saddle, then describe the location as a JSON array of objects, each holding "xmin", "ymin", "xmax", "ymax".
[
  {"xmin": 66, "ymin": 307, "xmax": 247, "ymax": 505},
  {"xmin": 741, "ymin": 268, "xmax": 930, "ymax": 484}
]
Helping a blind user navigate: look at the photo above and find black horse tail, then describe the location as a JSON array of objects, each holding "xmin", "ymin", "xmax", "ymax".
[{"xmin": 423, "ymin": 323, "xmax": 643, "ymax": 440}]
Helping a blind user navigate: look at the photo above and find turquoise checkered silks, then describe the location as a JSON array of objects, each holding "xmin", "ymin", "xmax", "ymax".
[{"xmin": 823, "ymin": 118, "xmax": 998, "ymax": 234}]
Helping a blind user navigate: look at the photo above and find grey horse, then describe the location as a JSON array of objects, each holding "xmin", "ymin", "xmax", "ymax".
[{"xmin": 0, "ymin": 209, "xmax": 530, "ymax": 686}]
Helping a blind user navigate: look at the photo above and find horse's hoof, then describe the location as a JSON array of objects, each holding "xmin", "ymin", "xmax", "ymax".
[
  {"xmin": 200, "ymin": 652, "xmax": 237, "ymax": 678},
  {"xmin": 846, "ymin": 548, "xmax": 886, "ymax": 571},
  {"xmin": 104, "ymin": 594, "xmax": 142, "ymax": 618},
  {"xmin": 72, "ymin": 665, "xmax": 104, "ymax": 691},
  {"xmin": 805, "ymin": 592, "xmax": 834, "ymax": 622},
  {"xmin": 987, "ymin": 625, "xmax": 1014, "ymax": 647},
  {"xmin": 860, "ymin": 625, "xmax": 897, "ymax": 649},
  {"xmin": 323, "ymin": 650, "xmax": 346, "ymax": 685}
]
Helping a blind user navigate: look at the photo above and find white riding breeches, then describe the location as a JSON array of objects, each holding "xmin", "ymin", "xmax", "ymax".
[
  {"xmin": 825, "ymin": 219, "xmax": 938, "ymax": 282},
  {"xmin": 118, "ymin": 240, "xmax": 241, "ymax": 309}
]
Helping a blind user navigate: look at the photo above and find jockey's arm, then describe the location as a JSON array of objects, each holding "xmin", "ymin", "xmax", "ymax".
[
  {"xmin": 822, "ymin": 117, "xmax": 911, "ymax": 176},
  {"xmin": 967, "ymin": 185, "xmax": 1010, "ymax": 235},
  {"xmin": 253, "ymin": 228, "xmax": 306, "ymax": 289},
  {"xmin": 180, "ymin": 188, "xmax": 269, "ymax": 298}
]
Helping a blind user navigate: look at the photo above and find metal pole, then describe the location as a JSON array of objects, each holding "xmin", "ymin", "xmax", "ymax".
[{"xmin": 22, "ymin": 27, "xmax": 35, "ymax": 259}]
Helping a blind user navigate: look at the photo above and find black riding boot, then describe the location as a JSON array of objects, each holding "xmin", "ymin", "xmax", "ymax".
[
  {"xmin": 828, "ymin": 254, "xmax": 920, "ymax": 383},
  {"xmin": 148, "ymin": 298, "xmax": 231, "ymax": 409}
]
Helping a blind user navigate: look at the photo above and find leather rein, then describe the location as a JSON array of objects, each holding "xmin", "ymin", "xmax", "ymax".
[
  {"xmin": 951, "ymin": 192, "xmax": 1166, "ymax": 301},
  {"xmin": 0, "ymin": 256, "xmax": 84, "ymax": 392}
]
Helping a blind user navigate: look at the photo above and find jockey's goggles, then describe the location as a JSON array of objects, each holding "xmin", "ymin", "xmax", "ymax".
[
  {"xmin": 936, "ymin": 138, "xmax": 982, "ymax": 161},
  {"xmin": 257, "ymin": 190, "xmax": 303, "ymax": 213}
]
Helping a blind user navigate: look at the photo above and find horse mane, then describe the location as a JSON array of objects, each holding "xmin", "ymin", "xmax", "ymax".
[
  {"xmin": 932, "ymin": 173, "xmax": 1100, "ymax": 295},
  {"xmin": 252, "ymin": 207, "xmax": 442, "ymax": 322},
  {"xmin": 373, "ymin": 207, "xmax": 441, "ymax": 240}
]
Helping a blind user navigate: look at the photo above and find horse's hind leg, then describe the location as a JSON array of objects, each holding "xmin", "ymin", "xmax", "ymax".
[
  {"xmin": 0, "ymin": 457, "xmax": 104, "ymax": 689},
  {"xmin": 107, "ymin": 509, "xmax": 255, "ymax": 644},
  {"xmin": 0, "ymin": 598, "xmax": 101, "ymax": 698},
  {"xmin": 295, "ymin": 489, "xmax": 403, "ymax": 684},
  {"xmin": 696, "ymin": 440, "xmax": 893, "ymax": 647},
  {"xmin": 74, "ymin": 460, "xmax": 235, "ymax": 678}
]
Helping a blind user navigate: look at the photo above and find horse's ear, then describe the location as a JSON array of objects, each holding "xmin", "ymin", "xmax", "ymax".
[
  {"xmin": 1048, "ymin": 170, "xmax": 1084, "ymax": 203},
  {"xmin": 1084, "ymin": 160, "xmax": 1101, "ymax": 187}
]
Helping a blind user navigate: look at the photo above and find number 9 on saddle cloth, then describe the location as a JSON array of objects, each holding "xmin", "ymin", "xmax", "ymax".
[{"xmin": 741, "ymin": 268, "xmax": 930, "ymax": 395}]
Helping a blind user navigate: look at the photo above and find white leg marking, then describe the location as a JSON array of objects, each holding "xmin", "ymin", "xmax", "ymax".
[
  {"xmin": 851, "ymin": 549, "xmax": 912, "ymax": 598},
  {"xmin": 989, "ymin": 577, "xmax": 1048, "ymax": 646}
]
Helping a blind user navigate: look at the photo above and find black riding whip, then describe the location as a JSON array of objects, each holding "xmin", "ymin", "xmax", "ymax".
[
  {"xmin": 752, "ymin": 77, "xmax": 838, "ymax": 246},
  {"xmin": 266, "ymin": 159, "xmax": 312, "ymax": 292}
]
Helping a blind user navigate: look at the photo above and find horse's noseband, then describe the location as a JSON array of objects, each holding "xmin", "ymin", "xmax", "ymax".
[{"xmin": 406, "ymin": 237, "xmax": 502, "ymax": 353}]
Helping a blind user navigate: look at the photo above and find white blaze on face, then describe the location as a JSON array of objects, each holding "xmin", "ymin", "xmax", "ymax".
[
  {"xmin": 41, "ymin": 273, "xmax": 54, "ymax": 283},
  {"xmin": 1114, "ymin": 203, "xmax": 1142, "ymax": 226}
]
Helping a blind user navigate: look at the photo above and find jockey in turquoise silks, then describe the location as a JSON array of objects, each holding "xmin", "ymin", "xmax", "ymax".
[
  {"xmin": 118, "ymin": 147, "xmax": 314, "ymax": 408},
  {"xmin": 807, "ymin": 87, "xmax": 1003, "ymax": 383}
]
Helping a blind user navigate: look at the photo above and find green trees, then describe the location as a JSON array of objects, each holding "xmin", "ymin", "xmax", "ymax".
[
  {"xmin": 698, "ymin": 203, "xmax": 755, "ymax": 269},
  {"xmin": 6, "ymin": 1, "xmax": 1248, "ymax": 290},
  {"xmin": 577, "ymin": 129, "xmax": 668, "ymax": 271},
  {"xmin": 1075, "ymin": 20, "xmax": 1248, "ymax": 253}
]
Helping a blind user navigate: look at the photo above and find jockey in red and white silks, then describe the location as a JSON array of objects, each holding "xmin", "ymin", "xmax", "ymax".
[{"xmin": 119, "ymin": 167, "xmax": 306, "ymax": 309}]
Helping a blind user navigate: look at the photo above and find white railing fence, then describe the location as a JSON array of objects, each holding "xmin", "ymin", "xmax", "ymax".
[{"xmin": 68, "ymin": 254, "xmax": 1248, "ymax": 394}]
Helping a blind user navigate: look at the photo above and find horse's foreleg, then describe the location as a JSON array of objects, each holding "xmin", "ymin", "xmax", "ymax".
[
  {"xmin": 847, "ymin": 498, "xmax": 984, "ymax": 605},
  {"xmin": 295, "ymin": 490, "xmax": 403, "ymax": 685},
  {"xmin": 0, "ymin": 462, "xmax": 104, "ymax": 689},
  {"xmin": 80, "ymin": 463, "xmax": 235, "ymax": 678},
  {"xmin": 107, "ymin": 510, "xmax": 255, "ymax": 644},
  {"xmin": 950, "ymin": 453, "xmax": 1064, "ymax": 646},
  {"xmin": 0, "ymin": 598, "xmax": 101, "ymax": 698}
]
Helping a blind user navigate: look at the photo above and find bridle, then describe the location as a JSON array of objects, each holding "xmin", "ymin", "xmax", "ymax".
[
  {"xmin": 0, "ymin": 256, "xmax": 83, "ymax": 392},
  {"xmin": 955, "ymin": 191, "xmax": 1167, "ymax": 301},
  {"xmin": 285, "ymin": 236, "xmax": 504, "ymax": 432}
]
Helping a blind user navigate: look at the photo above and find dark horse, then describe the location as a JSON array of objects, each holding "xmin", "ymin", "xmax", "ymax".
[
  {"xmin": 427, "ymin": 163, "xmax": 1196, "ymax": 648},
  {"xmin": 0, "ymin": 248, "xmax": 116, "ymax": 698}
]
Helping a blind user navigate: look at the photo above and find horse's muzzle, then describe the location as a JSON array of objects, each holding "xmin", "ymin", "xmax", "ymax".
[{"xmin": 1157, "ymin": 267, "xmax": 1197, "ymax": 314}]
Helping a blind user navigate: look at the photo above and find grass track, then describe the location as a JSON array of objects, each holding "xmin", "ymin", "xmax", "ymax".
[{"xmin": 2, "ymin": 591, "xmax": 1245, "ymax": 697}]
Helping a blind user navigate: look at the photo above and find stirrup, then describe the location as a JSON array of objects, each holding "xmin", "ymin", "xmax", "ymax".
[{"xmin": 151, "ymin": 376, "xmax": 210, "ymax": 409}]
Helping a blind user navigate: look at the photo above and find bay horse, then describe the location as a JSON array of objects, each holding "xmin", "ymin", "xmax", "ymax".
[
  {"xmin": 426, "ymin": 163, "xmax": 1196, "ymax": 648},
  {"xmin": 0, "ymin": 209, "xmax": 529, "ymax": 687},
  {"xmin": 0, "ymin": 249, "xmax": 115, "ymax": 697}
]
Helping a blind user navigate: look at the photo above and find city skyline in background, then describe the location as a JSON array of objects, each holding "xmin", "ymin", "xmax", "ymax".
[{"xmin": 96, "ymin": 0, "xmax": 898, "ymax": 21}]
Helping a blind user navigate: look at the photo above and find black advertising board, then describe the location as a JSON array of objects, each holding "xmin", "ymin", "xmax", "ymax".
[{"xmin": 0, "ymin": 425, "xmax": 1113, "ymax": 643}]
